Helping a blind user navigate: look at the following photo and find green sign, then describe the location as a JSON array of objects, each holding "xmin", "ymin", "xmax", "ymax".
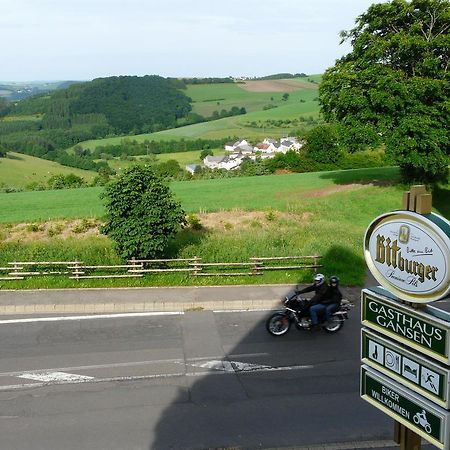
[
  {"xmin": 361, "ymin": 366, "xmax": 450, "ymax": 449},
  {"xmin": 361, "ymin": 288, "xmax": 450, "ymax": 364},
  {"xmin": 362, "ymin": 328, "xmax": 450, "ymax": 408}
]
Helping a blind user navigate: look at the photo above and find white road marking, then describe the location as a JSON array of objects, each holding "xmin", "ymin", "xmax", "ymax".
[
  {"xmin": 0, "ymin": 353, "xmax": 270, "ymax": 378},
  {"xmin": 0, "ymin": 308, "xmax": 276, "ymax": 324},
  {"xmin": 213, "ymin": 308, "xmax": 272, "ymax": 313},
  {"xmin": 0, "ymin": 311, "xmax": 184, "ymax": 324},
  {"xmin": 18, "ymin": 371, "xmax": 94, "ymax": 382},
  {"xmin": 0, "ymin": 360, "xmax": 313, "ymax": 391},
  {"xmin": 188, "ymin": 360, "xmax": 313, "ymax": 372}
]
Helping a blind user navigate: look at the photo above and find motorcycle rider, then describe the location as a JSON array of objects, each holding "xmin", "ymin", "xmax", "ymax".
[
  {"xmin": 295, "ymin": 273, "xmax": 328, "ymax": 328},
  {"xmin": 322, "ymin": 275, "xmax": 343, "ymax": 324},
  {"xmin": 296, "ymin": 274, "xmax": 342, "ymax": 329}
]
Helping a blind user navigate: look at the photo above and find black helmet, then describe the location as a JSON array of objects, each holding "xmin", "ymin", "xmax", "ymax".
[{"xmin": 329, "ymin": 276, "xmax": 340, "ymax": 285}]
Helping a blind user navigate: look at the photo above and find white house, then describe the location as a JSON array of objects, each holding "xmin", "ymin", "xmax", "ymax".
[
  {"xmin": 203, "ymin": 154, "xmax": 243, "ymax": 171},
  {"xmin": 254, "ymin": 143, "xmax": 271, "ymax": 153},
  {"xmin": 203, "ymin": 155, "xmax": 225, "ymax": 169},
  {"xmin": 235, "ymin": 144, "xmax": 254, "ymax": 155},
  {"xmin": 185, "ymin": 164, "xmax": 199, "ymax": 175}
]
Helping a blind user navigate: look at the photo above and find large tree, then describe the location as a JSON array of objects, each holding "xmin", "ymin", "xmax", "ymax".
[
  {"xmin": 319, "ymin": 0, "xmax": 449, "ymax": 182},
  {"xmin": 101, "ymin": 166, "xmax": 186, "ymax": 260}
]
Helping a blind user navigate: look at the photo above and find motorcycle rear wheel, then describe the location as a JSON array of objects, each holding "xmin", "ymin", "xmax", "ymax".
[
  {"xmin": 323, "ymin": 316, "xmax": 343, "ymax": 333},
  {"xmin": 266, "ymin": 313, "xmax": 291, "ymax": 336}
]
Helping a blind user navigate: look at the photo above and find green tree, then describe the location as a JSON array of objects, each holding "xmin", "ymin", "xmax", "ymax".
[
  {"xmin": 319, "ymin": 0, "xmax": 450, "ymax": 182},
  {"xmin": 282, "ymin": 93, "xmax": 289, "ymax": 101},
  {"xmin": 101, "ymin": 165, "xmax": 185, "ymax": 260},
  {"xmin": 200, "ymin": 149, "xmax": 213, "ymax": 160},
  {"xmin": 305, "ymin": 124, "xmax": 342, "ymax": 164}
]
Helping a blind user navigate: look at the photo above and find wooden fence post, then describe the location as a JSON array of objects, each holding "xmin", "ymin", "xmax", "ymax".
[{"xmin": 193, "ymin": 256, "xmax": 201, "ymax": 276}]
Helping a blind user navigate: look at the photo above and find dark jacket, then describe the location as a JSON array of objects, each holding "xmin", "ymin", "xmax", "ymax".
[
  {"xmin": 322, "ymin": 285, "xmax": 343, "ymax": 306},
  {"xmin": 296, "ymin": 282, "xmax": 328, "ymax": 305}
]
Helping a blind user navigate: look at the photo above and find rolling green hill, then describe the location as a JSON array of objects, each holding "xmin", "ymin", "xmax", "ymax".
[
  {"xmin": 0, "ymin": 152, "xmax": 96, "ymax": 189},
  {"xmin": 75, "ymin": 78, "xmax": 321, "ymax": 151},
  {"xmin": 1, "ymin": 75, "xmax": 323, "ymax": 187}
]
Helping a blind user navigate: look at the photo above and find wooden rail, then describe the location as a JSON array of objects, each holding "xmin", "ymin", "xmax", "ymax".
[{"xmin": 0, "ymin": 256, "xmax": 322, "ymax": 281}]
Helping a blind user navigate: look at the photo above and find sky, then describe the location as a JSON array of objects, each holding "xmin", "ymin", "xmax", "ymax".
[{"xmin": 1, "ymin": 0, "xmax": 384, "ymax": 82}]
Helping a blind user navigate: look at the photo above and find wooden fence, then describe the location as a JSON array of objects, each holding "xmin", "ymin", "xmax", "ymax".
[{"xmin": 0, "ymin": 256, "xmax": 322, "ymax": 281}]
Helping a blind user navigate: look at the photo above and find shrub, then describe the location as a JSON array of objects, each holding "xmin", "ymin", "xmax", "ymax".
[
  {"xmin": 187, "ymin": 214, "xmax": 203, "ymax": 230},
  {"xmin": 101, "ymin": 165, "xmax": 186, "ymax": 260}
]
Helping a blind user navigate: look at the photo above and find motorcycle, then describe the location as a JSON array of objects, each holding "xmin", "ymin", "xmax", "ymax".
[{"xmin": 266, "ymin": 292, "xmax": 353, "ymax": 336}]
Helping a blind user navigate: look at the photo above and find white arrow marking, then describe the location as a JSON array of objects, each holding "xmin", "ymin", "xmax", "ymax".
[
  {"xmin": 18, "ymin": 371, "xmax": 94, "ymax": 382},
  {"xmin": 188, "ymin": 360, "xmax": 312, "ymax": 372}
]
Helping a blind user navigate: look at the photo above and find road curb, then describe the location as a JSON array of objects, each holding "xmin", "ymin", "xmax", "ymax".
[
  {"xmin": 0, "ymin": 284, "xmax": 363, "ymax": 316},
  {"xmin": 0, "ymin": 299, "xmax": 281, "ymax": 315}
]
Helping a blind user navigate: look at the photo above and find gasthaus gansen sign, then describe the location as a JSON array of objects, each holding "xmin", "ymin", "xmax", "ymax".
[{"xmin": 364, "ymin": 211, "xmax": 450, "ymax": 304}]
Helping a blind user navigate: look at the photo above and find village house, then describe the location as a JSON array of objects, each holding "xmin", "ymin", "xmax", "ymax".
[{"xmin": 198, "ymin": 136, "xmax": 303, "ymax": 172}]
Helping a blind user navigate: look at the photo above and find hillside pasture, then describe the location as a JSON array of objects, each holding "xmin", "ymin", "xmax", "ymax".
[
  {"xmin": 103, "ymin": 148, "xmax": 226, "ymax": 172},
  {"xmin": 0, "ymin": 167, "xmax": 401, "ymax": 224},
  {"xmin": 0, "ymin": 152, "xmax": 97, "ymax": 189},
  {"xmin": 186, "ymin": 78, "xmax": 319, "ymax": 117},
  {"xmin": 75, "ymin": 78, "xmax": 320, "ymax": 151}
]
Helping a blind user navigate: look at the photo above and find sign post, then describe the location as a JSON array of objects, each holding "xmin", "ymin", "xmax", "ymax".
[{"xmin": 361, "ymin": 185, "xmax": 450, "ymax": 450}]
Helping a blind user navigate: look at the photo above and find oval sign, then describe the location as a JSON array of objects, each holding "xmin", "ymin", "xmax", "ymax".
[{"xmin": 364, "ymin": 211, "xmax": 450, "ymax": 303}]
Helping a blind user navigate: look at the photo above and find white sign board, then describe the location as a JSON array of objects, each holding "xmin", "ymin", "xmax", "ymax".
[{"xmin": 364, "ymin": 211, "xmax": 450, "ymax": 303}]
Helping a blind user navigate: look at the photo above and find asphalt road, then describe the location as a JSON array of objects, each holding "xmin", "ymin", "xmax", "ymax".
[{"xmin": 0, "ymin": 302, "xmax": 402, "ymax": 450}]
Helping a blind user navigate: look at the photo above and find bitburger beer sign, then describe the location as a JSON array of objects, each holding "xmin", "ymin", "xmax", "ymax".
[{"xmin": 364, "ymin": 211, "xmax": 450, "ymax": 304}]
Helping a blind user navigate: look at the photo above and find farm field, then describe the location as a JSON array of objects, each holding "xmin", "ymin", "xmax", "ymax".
[
  {"xmin": 0, "ymin": 152, "xmax": 96, "ymax": 189},
  {"xmin": 186, "ymin": 77, "xmax": 319, "ymax": 116},
  {"xmin": 74, "ymin": 78, "xmax": 321, "ymax": 151}
]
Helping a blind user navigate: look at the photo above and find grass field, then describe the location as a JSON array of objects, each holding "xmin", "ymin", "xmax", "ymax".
[
  {"xmin": 0, "ymin": 152, "xmax": 97, "ymax": 189},
  {"xmin": 1, "ymin": 167, "xmax": 449, "ymax": 289},
  {"xmin": 103, "ymin": 148, "xmax": 227, "ymax": 172},
  {"xmin": 0, "ymin": 167, "xmax": 402, "ymax": 223}
]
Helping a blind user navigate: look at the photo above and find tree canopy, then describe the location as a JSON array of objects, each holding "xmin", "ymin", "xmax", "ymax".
[
  {"xmin": 319, "ymin": 0, "xmax": 450, "ymax": 182},
  {"xmin": 101, "ymin": 165, "xmax": 186, "ymax": 260}
]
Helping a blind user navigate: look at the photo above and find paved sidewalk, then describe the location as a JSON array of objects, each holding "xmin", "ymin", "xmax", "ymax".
[{"xmin": 0, "ymin": 283, "xmax": 365, "ymax": 316}]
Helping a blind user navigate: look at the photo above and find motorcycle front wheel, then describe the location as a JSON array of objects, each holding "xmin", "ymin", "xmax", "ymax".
[
  {"xmin": 323, "ymin": 316, "xmax": 344, "ymax": 333},
  {"xmin": 266, "ymin": 313, "xmax": 291, "ymax": 336}
]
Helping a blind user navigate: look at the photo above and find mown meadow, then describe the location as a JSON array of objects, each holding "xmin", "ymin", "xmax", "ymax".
[
  {"xmin": 0, "ymin": 152, "xmax": 97, "ymax": 189},
  {"xmin": 3, "ymin": 166, "xmax": 445, "ymax": 291}
]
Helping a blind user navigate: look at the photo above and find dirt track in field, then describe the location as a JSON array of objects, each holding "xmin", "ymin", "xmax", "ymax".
[{"xmin": 238, "ymin": 80, "xmax": 318, "ymax": 92}]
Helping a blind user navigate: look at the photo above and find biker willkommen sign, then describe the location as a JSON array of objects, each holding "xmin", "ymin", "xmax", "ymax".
[
  {"xmin": 361, "ymin": 193, "xmax": 450, "ymax": 449},
  {"xmin": 361, "ymin": 366, "xmax": 450, "ymax": 449}
]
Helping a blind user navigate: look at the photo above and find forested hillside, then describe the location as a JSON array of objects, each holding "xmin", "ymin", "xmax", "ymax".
[{"xmin": 0, "ymin": 76, "xmax": 192, "ymax": 171}]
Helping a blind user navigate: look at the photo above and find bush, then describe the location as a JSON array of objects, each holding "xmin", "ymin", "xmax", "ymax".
[
  {"xmin": 187, "ymin": 214, "xmax": 203, "ymax": 230},
  {"xmin": 47, "ymin": 173, "xmax": 85, "ymax": 190},
  {"xmin": 101, "ymin": 165, "xmax": 186, "ymax": 260}
]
